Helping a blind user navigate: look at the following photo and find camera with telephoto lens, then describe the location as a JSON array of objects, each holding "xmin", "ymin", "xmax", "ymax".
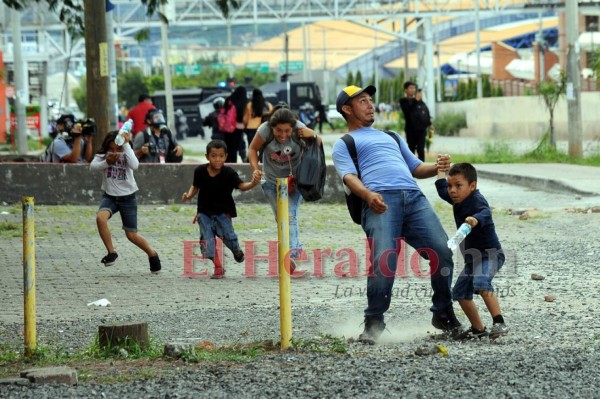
[
  {"xmin": 146, "ymin": 141, "xmax": 157, "ymax": 156},
  {"xmin": 77, "ymin": 118, "xmax": 97, "ymax": 136}
]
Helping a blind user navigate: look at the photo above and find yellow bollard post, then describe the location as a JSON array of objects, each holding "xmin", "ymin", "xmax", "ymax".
[
  {"xmin": 22, "ymin": 196, "xmax": 37, "ymax": 356},
  {"xmin": 276, "ymin": 178, "xmax": 292, "ymax": 350}
]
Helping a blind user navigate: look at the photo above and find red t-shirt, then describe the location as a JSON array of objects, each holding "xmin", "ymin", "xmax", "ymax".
[{"xmin": 126, "ymin": 101, "xmax": 156, "ymax": 135}]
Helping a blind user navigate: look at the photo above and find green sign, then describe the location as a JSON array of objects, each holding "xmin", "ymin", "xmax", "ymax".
[
  {"xmin": 175, "ymin": 64, "xmax": 202, "ymax": 76},
  {"xmin": 246, "ymin": 62, "xmax": 270, "ymax": 73},
  {"xmin": 175, "ymin": 64, "xmax": 186, "ymax": 75},
  {"xmin": 279, "ymin": 61, "xmax": 304, "ymax": 72},
  {"xmin": 210, "ymin": 63, "xmax": 234, "ymax": 70},
  {"xmin": 188, "ymin": 64, "xmax": 202, "ymax": 75}
]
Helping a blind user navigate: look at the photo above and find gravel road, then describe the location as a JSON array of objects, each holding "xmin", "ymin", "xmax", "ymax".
[{"xmin": 1, "ymin": 176, "xmax": 599, "ymax": 398}]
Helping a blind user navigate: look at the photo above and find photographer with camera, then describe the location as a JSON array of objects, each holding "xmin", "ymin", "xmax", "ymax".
[
  {"xmin": 43, "ymin": 114, "xmax": 95, "ymax": 163},
  {"xmin": 133, "ymin": 109, "xmax": 183, "ymax": 163}
]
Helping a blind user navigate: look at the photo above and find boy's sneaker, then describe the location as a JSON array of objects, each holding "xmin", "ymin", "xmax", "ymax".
[
  {"xmin": 233, "ymin": 250, "xmax": 244, "ymax": 263},
  {"xmin": 210, "ymin": 267, "xmax": 225, "ymax": 279},
  {"xmin": 149, "ymin": 254, "xmax": 161, "ymax": 274},
  {"xmin": 489, "ymin": 323, "xmax": 509, "ymax": 339},
  {"xmin": 432, "ymin": 306, "xmax": 462, "ymax": 332},
  {"xmin": 453, "ymin": 326, "xmax": 489, "ymax": 340},
  {"xmin": 357, "ymin": 316, "xmax": 386, "ymax": 345},
  {"xmin": 101, "ymin": 252, "xmax": 118, "ymax": 267}
]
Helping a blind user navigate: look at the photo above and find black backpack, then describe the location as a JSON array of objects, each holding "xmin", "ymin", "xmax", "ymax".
[
  {"xmin": 296, "ymin": 140, "xmax": 326, "ymax": 202},
  {"xmin": 340, "ymin": 130, "xmax": 402, "ymax": 224},
  {"xmin": 411, "ymin": 101, "xmax": 431, "ymax": 131}
]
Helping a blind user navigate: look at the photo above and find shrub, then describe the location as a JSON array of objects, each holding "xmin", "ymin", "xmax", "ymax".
[{"xmin": 434, "ymin": 113, "xmax": 467, "ymax": 136}]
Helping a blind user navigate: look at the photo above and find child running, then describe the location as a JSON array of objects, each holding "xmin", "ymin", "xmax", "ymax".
[
  {"xmin": 90, "ymin": 130, "xmax": 161, "ymax": 273},
  {"xmin": 182, "ymin": 139, "xmax": 261, "ymax": 279},
  {"xmin": 435, "ymin": 162, "xmax": 508, "ymax": 339}
]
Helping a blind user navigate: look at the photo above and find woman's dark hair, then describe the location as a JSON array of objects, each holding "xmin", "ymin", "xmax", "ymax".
[
  {"xmin": 264, "ymin": 101, "xmax": 289, "ymax": 121},
  {"xmin": 448, "ymin": 162, "xmax": 477, "ymax": 183},
  {"xmin": 97, "ymin": 131, "xmax": 119, "ymax": 155},
  {"xmin": 251, "ymin": 88, "xmax": 267, "ymax": 117},
  {"xmin": 269, "ymin": 108, "xmax": 297, "ymax": 129},
  {"xmin": 228, "ymin": 86, "xmax": 248, "ymax": 123}
]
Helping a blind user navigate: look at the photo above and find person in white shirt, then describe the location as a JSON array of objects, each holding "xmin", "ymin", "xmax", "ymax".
[{"xmin": 90, "ymin": 130, "xmax": 161, "ymax": 273}]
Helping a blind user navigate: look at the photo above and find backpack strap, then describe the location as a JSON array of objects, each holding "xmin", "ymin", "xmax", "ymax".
[
  {"xmin": 341, "ymin": 134, "xmax": 360, "ymax": 179},
  {"xmin": 341, "ymin": 130, "xmax": 402, "ymax": 178}
]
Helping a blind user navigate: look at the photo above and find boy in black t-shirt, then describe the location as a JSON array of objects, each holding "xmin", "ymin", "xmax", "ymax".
[
  {"xmin": 182, "ymin": 140, "xmax": 261, "ymax": 278},
  {"xmin": 435, "ymin": 162, "xmax": 508, "ymax": 339}
]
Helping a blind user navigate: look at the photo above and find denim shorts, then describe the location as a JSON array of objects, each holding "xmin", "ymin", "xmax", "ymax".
[
  {"xmin": 452, "ymin": 251, "xmax": 505, "ymax": 301},
  {"xmin": 98, "ymin": 193, "xmax": 138, "ymax": 232}
]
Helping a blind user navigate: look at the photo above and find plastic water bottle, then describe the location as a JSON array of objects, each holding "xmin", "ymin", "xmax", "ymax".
[
  {"xmin": 115, "ymin": 119, "xmax": 133, "ymax": 146},
  {"xmin": 447, "ymin": 222, "xmax": 472, "ymax": 251}
]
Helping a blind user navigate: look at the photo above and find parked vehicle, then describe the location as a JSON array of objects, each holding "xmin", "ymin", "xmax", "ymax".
[
  {"xmin": 198, "ymin": 92, "xmax": 234, "ymax": 124},
  {"xmin": 153, "ymin": 87, "xmax": 228, "ymax": 137},
  {"xmin": 259, "ymin": 81, "xmax": 322, "ymax": 114}
]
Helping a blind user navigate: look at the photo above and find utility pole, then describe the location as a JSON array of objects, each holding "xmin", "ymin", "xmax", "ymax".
[
  {"xmin": 566, "ymin": 0, "xmax": 582, "ymax": 157},
  {"xmin": 11, "ymin": 7, "xmax": 28, "ymax": 155},
  {"xmin": 475, "ymin": 0, "xmax": 482, "ymax": 99},
  {"xmin": 106, "ymin": 6, "xmax": 118, "ymax": 130},
  {"xmin": 160, "ymin": 3, "xmax": 175, "ymax": 132},
  {"xmin": 84, "ymin": 0, "xmax": 109, "ymax": 151}
]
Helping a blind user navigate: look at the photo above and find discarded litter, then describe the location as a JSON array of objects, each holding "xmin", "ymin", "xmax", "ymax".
[{"xmin": 87, "ymin": 298, "xmax": 111, "ymax": 307}]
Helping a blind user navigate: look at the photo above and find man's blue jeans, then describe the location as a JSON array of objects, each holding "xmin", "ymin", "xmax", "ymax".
[
  {"xmin": 362, "ymin": 190, "xmax": 454, "ymax": 321},
  {"xmin": 261, "ymin": 182, "xmax": 303, "ymax": 258}
]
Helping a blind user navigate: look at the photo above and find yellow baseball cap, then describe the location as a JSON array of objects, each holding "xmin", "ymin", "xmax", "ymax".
[{"xmin": 336, "ymin": 85, "xmax": 376, "ymax": 113}]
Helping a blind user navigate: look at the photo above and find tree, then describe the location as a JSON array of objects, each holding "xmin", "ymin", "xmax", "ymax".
[
  {"xmin": 118, "ymin": 69, "xmax": 150, "ymax": 108},
  {"xmin": 4, "ymin": 0, "xmax": 240, "ymax": 148},
  {"xmin": 592, "ymin": 48, "xmax": 600, "ymax": 89},
  {"xmin": 537, "ymin": 71, "xmax": 567, "ymax": 149},
  {"xmin": 355, "ymin": 71, "xmax": 363, "ymax": 88},
  {"xmin": 346, "ymin": 71, "xmax": 354, "ymax": 86}
]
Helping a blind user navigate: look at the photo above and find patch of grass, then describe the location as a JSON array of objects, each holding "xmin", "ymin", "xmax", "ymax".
[
  {"xmin": 0, "ymin": 344, "xmax": 20, "ymax": 364},
  {"xmin": 179, "ymin": 343, "xmax": 265, "ymax": 363},
  {"xmin": 83, "ymin": 336, "xmax": 163, "ymax": 360},
  {"xmin": 0, "ymin": 221, "xmax": 21, "ymax": 237},
  {"xmin": 290, "ymin": 334, "xmax": 348, "ymax": 354},
  {"xmin": 451, "ymin": 135, "xmax": 600, "ymax": 166},
  {"xmin": 170, "ymin": 205, "xmax": 183, "ymax": 213}
]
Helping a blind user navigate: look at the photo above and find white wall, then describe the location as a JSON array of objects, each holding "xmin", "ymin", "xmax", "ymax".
[{"xmin": 437, "ymin": 92, "xmax": 600, "ymax": 140}]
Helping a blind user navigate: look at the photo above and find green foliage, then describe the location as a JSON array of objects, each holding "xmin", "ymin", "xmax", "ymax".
[
  {"xmin": 346, "ymin": 71, "xmax": 354, "ymax": 86},
  {"xmin": 290, "ymin": 334, "xmax": 348, "ymax": 354},
  {"xmin": 0, "ymin": 344, "xmax": 20, "ymax": 364},
  {"xmin": 72, "ymin": 76, "xmax": 87, "ymax": 114},
  {"xmin": 179, "ymin": 344, "xmax": 264, "ymax": 363},
  {"xmin": 433, "ymin": 113, "xmax": 467, "ymax": 136},
  {"xmin": 0, "ymin": 221, "xmax": 23, "ymax": 237},
  {"xmin": 444, "ymin": 75, "xmax": 504, "ymax": 102},
  {"xmin": 355, "ymin": 71, "xmax": 363, "ymax": 87},
  {"xmin": 119, "ymin": 68, "xmax": 151, "ymax": 108},
  {"xmin": 133, "ymin": 29, "xmax": 151, "ymax": 43},
  {"xmin": 84, "ymin": 336, "xmax": 163, "ymax": 360},
  {"xmin": 591, "ymin": 49, "xmax": 600, "ymax": 86},
  {"xmin": 537, "ymin": 71, "xmax": 567, "ymax": 148},
  {"xmin": 145, "ymin": 74, "xmax": 165, "ymax": 94}
]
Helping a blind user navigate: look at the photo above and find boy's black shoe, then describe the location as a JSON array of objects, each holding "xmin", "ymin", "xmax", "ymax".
[
  {"xmin": 432, "ymin": 307, "xmax": 462, "ymax": 332},
  {"xmin": 149, "ymin": 254, "xmax": 161, "ymax": 274},
  {"xmin": 101, "ymin": 252, "xmax": 118, "ymax": 267},
  {"xmin": 233, "ymin": 250, "xmax": 244, "ymax": 263},
  {"xmin": 357, "ymin": 316, "xmax": 386, "ymax": 344}
]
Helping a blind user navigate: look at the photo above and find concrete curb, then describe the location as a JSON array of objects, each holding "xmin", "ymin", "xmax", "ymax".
[{"xmin": 478, "ymin": 171, "xmax": 598, "ymax": 197}]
